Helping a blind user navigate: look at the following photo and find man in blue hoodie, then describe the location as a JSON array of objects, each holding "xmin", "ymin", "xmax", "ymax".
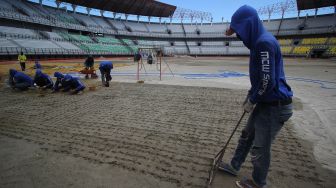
[
  {"xmin": 63, "ymin": 75, "xmax": 85, "ymax": 94},
  {"xmin": 34, "ymin": 69, "xmax": 53, "ymax": 90},
  {"xmin": 53, "ymin": 72, "xmax": 67, "ymax": 92},
  {"xmin": 218, "ymin": 5, "xmax": 293, "ymax": 188},
  {"xmin": 99, "ymin": 61, "xmax": 113, "ymax": 87},
  {"xmin": 8, "ymin": 69, "xmax": 33, "ymax": 91}
]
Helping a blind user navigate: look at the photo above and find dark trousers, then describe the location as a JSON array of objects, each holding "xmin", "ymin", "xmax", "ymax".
[
  {"xmin": 20, "ymin": 62, "xmax": 26, "ymax": 71},
  {"xmin": 100, "ymin": 69, "xmax": 111, "ymax": 84},
  {"xmin": 230, "ymin": 103, "xmax": 293, "ymax": 187}
]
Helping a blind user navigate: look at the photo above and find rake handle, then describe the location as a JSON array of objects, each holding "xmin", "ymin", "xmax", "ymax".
[
  {"xmin": 215, "ymin": 111, "xmax": 246, "ymax": 161},
  {"xmin": 207, "ymin": 111, "xmax": 246, "ymax": 187}
]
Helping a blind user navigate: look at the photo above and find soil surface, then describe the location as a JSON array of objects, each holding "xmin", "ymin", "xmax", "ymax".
[{"xmin": 1, "ymin": 82, "xmax": 335, "ymax": 188}]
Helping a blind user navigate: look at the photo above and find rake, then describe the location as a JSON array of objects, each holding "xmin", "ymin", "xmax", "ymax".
[{"xmin": 207, "ymin": 111, "xmax": 246, "ymax": 187}]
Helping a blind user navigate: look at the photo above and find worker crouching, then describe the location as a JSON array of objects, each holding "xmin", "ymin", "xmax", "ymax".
[
  {"xmin": 34, "ymin": 69, "xmax": 53, "ymax": 90},
  {"xmin": 99, "ymin": 61, "xmax": 113, "ymax": 87},
  {"xmin": 53, "ymin": 72, "xmax": 67, "ymax": 92},
  {"xmin": 62, "ymin": 75, "xmax": 86, "ymax": 95},
  {"xmin": 8, "ymin": 69, "xmax": 34, "ymax": 91}
]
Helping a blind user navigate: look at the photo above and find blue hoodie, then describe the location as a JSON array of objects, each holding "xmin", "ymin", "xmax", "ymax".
[
  {"xmin": 9, "ymin": 69, "xmax": 33, "ymax": 86},
  {"xmin": 230, "ymin": 5, "xmax": 293, "ymax": 103},
  {"xmin": 53, "ymin": 72, "xmax": 68, "ymax": 91},
  {"xmin": 34, "ymin": 69, "xmax": 53, "ymax": 88},
  {"xmin": 99, "ymin": 61, "xmax": 113, "ymax": 71},
  {"xmin": 63, "ymin": 75, "xmax": 85, "ymax": 92},
  {"xmin": 34, "ymin": 61, "xmax": 42, "ymax": 69}
]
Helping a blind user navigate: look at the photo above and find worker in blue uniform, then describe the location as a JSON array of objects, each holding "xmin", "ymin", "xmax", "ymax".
[
  {"xmin": 99, "ymin": 61, "xmax": 113, "ymax": 87},
  {"xmin": 8, "ymin": 69, "xmax": 34, "ymax": 91},
  {"xmin": 63, "ymin": 75, "xmax": 85, "ymax": 94},
  {"xmin": 218, "ymin": 5, "xmax": 293, "ymax": 188},
  {"xmin": 34, "ymin": 69, "xmax": 53, "ymax": 89},
  {"xmin": 53, "ymin": 72, "xmax": 67, "ymax": 92}
]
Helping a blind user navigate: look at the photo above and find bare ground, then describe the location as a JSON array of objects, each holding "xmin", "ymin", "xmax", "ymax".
[{"xmin": 0, "ymin": 82, "xmax": 335, "ymax": 188}]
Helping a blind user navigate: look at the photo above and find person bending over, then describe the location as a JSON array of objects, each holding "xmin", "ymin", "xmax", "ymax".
[
  {"xmin": 99, "ymin": 61, "xmax": 113, "ymax": 87},
  {"xmin": 218, "ymin": 5, "xmax": 293, "ymax": 188},
  {"xmin": 34, "ymin": 69, "xmax": 53, "ymax": 90},
  {"xmin": 63, "ymin": 75, "xmax": 86, "ymax": 95},
  {"xmin": 8, "ymin": 69, "xmax": 33, "ymax": 91},
  {"xmin": 53, "ymin": 72, "xmax": 67, "ymax": 92}
]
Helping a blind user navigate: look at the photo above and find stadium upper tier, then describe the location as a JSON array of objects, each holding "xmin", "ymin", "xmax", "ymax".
[{"xmin": 0, "ymin": 0, "xmax": 335, "ymax": 57}]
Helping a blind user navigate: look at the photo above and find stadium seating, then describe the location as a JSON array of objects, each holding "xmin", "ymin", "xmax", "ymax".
[
  {"xmin": 301, "ymin": 38, "xmax": 328, "ymax": 45},
  {"xmin": 327, "ymin": 46, "xmax": 336, "ymax": 55},
  {"xmin": 0, "ymin": 0, "xmax": 335, "ymax": 57},
  {"xmin": 138, "ymin": 40, "xmax": 153, "ymax": 46},
  {"xmin": 69, "ymin": 34, "xmax": 93, "ymax": 42},
  {"xmin": 0, "ymin": 38, "xmax": 18, "ymax": 48},
  {"xmin": 229, "ymin": 47, "xmax": 250, "ymax": 55},
  {"xmin": 124, "ymin": 22, "xmax": 148, "ymax": 32},
  {"xmin": 292, "ymin": 46, "xmax": 312, "ymax": 55},
  {"xmin": 0, "ymin": 26, "xmax": 37, "ymax": 37},
  {"xmin": 152, "ymin": 41, "xmax": 170, "ymax": 46},
  {"xmin": 54, "ymin": 41, "xmax": 80, "ymax": 50},
  {"xmin": 122, "ymin": 39, "xmax": 134, "ymax": 45},
  {"xmin": 97, "ymin": 37, "xmax": 121, "ymax": 44},
  {"xmin": 230, "ymin": 41, "xmax": 244, "ymax": 47},
  {"xmin": 263, "ymin": 20, "xmax": 281, "ymax": 31},
  {"xmin": 0, "ymin": 0, "xmax": 12, "ymax": 9},
  {"xmin": 167, "ymin": 24, "xmax": 184, "ymax": 33},
  {"xmin": 278, "ymin": 39, "xmax": 292, "ymax": 45},
  {"xmin": 47, "ymin": 32, "xmax": 63, "ymax": 40},
  {"xmin": 281, "ymin": 46, "xmax": 293, "ymax": 54},
  {"xmin": 202, "ymin": 41, "xmax": 224, "ymax": 46},
  {"xmin": 146, "ymin": 23, "xmax": 166, "ymax": 33},
  {"xmin": 13, "ymin": 39, "xmax": 61, "ymax": 49},
  {"xmin": 329, "ymin": 37, "xmax": 336, "ymax": 45},
  {"xmin": 198, "ymin": 23, "xmax": 227, "ymax": 34},
  {"xmin": 306, "ymin": 15, "xmax": 335, "ymax": 29}
]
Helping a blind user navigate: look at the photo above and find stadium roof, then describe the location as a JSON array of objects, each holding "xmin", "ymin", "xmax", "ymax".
[
  {"xmin": 296, "ymin": 0, "xmax": 336, "ymax": 10},
  {"xmin": 59, "ymin": 0, "xmax": 176, "ymax": 17}
]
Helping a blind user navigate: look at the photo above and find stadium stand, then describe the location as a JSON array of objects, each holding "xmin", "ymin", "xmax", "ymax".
[
  {"xmin": 281, "ymin": 46, "xmax": 293, "ymax": 54},
  {"xmin": 327, "ymin": 46, "xmax": 336, "ymax": 55},
  {"xmin": 278, "ymin": 39, "xmax": 292, "ymax": 45},
  {"xmin": 329, "ymin": 37, "xmax": 336, "ymax": 45},
  {"xmin": 263, "ymin": 20, "xmax": 281, "ymax": 32},
  {"xmin": 301, "ymin": 38, "xmax": 328, "ymax": 45},
  {"xmin": 293, "ymin": 46, "xmax": 312, "ymax": 55},
  {"xmin": 0, "ymin": 0, "xmax": 335, "ymax": 58}
]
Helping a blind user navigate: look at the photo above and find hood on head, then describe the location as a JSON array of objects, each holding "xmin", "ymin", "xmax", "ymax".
[
  {"xmin": 9, "ymin": 69, "xmax": 17, "ymax": 77},
  {"xmin": 54, "ymin": 72, "xmax": 64, "ymax": 78},
  {"xmin": 230, "ymin": 5, "xmax": 265, "ymax": 49},
  {"xmin": 64, "ymin": 74, "xmax": 72, "ymax": 82}
]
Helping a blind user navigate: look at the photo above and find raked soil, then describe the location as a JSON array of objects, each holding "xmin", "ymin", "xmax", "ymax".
[{"xmin": 0, "ymin": 82, "xmax": 335, "ymax": 188}]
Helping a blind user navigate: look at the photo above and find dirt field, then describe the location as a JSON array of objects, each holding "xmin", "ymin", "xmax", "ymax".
[{"xmin": 0, "ymin": 57, "xmax": 336, "ymax": 188}]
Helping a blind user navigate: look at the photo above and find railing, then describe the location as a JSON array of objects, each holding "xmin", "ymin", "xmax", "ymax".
[
  {"xmin": 0, "ymin": 32, "xmax": 43, "ymax": 40},
  {"xmin": 0, "ymin": 46, "xmax": 136, "ymax": 56}
]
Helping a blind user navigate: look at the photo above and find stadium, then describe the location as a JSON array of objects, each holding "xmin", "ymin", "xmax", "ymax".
[{"xmin": 0, "ymin": 0, "xmax": 335, "ymax": 187}]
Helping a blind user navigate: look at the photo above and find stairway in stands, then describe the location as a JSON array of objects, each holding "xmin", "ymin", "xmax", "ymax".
[
  {"xmin": 103, "ymin": 18, "xmax": 119, "ymax": 33},
  {"xmin": 181, "ymin": 24, "xmax": 191, "ymax": 55}
]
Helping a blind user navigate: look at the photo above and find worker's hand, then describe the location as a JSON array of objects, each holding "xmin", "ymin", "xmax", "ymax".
[
  {"xmin": 225, "ymin": 27, "xmax": 235, "ymax": 36},
  {"xmin": 243, "ymin": 94, "xmax": 249, "ymax": 106},
  {"xmin": 243, "ymin": 99, "xmax": 254, "ymax": 113}
]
